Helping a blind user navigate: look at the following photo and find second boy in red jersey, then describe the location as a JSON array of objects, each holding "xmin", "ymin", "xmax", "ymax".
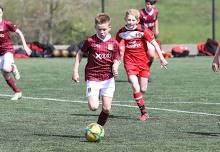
[
  {"xmin": 116, "ymin": 9, "xmax": 168, "ymax": 121},
  {"xmin": 0, "ymin": 5, "xmax": 32, "ymax": 100},
  {"xmin": 140, "ymin": 0, "xmax": 159, "ymax": 37},
  {"xmin": 140, "ymin": 0, "xmax": 161, "ymax": 68},
  {"xmin": 72, "ymin": 13, "xmax": 120, "ymax": 126}
]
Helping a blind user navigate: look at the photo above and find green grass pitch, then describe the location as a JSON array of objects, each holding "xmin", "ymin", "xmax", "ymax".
[{"xmin": 0, "ymin": 57, "xmax": 219, "ymax": 152}]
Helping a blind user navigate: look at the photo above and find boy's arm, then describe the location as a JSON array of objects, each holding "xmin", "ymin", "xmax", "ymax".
[
  {"xmin": 72, "ymin": 50, "xmax": 84, "ymax": 82},
  {"xmin": 15, "ymin": 29, "xmax": 32, "ymax": 56},
  {"xmin": 154, "ymin": 19, "xmax": 159, "ymax": 38},
  {"xmin": 212, "ymin": 44, "xmax": 220, "ymax": 72},
  {"xmin": 150, "ymin": 39, "xmax": 168, "ymax": 69},
  {"xmin": 112, "ymin": 59, "xmax": 120, "ymax": 77}
]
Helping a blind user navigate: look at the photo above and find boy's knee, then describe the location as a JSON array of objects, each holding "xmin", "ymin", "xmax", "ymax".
[
  {"xmin": 141, "ymin": 89, "xmax": 146, "ymax": 94},
  {"xmin": 102, "ymin": 107, "xmax": 111, "ymax": 114},
  {"xmin": 89, "ymin": 105, "xmax": 98, "ymax": 111},
  {"xmin": 140, "ymin": 87, "xmax": 147, "ymax": 93},
  {"xmin": 2, "ymin": 66, "xmax": 12, "ymax": 73}
]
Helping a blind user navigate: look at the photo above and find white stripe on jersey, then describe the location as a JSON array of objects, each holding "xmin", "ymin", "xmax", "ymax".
[{"xmin": 119, "ymin": 31, "xmax": 144, "ymax": 40}]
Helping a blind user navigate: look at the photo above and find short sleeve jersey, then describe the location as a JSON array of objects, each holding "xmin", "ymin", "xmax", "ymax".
[
  {"xmin": 116, "ymin": 24, "xmax": 154, "ymax": 69},
  {"xmin": 139, "ymin": 7, "xmax": 158, "ymax": 32},
  {"xmin": 81, "ymin": 34, "xmax": 120, "ymax": 81},
  {"xmin": 0, "ymin": 19, "xmax": 17, "ymax": 55}
]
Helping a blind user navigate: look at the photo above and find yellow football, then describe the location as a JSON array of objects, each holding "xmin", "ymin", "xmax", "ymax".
[{"xmin": 85, "ymin": 123, "xmax": 105, "ymax": 142}]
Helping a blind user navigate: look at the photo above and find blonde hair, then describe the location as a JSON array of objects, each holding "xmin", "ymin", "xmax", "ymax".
[
  {"xmin": 125, "ymin": 9, "xmax": 140, "ymax": 21},
  {"xmin": 95, "ymin": 13, "xmax": 111, "ymax": 26}
]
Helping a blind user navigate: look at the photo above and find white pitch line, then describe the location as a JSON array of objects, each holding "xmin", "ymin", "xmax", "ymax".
[
  {"xmin": 157, "ymin": 102, "xmax": 220, "ymax": 105},
  {"xmin": 0, "ymin": 94, "xmax": 220, "ymax": 117}
]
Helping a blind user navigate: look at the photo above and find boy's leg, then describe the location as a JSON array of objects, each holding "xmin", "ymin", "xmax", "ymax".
[
  {"xmin": 129, "ymin": 75, "xmax": 149, "ymax": 121},
  {"xmin": 97, "ymin": 78, "xmax": 114, "ymax": 126},
  {"xmin": 3, "ymin": 52, "xmax": 20, "ymax": 80},
  {"xmin": 87, "ymin": 96, "xmax": 99, "ymax": 111},
  {"xmin": 2, "ymin": 72, "xmax": 22, "ymax": 100},
  {"xmin": 97, "ymin": 96, "xmax": 112, "ymax": 126},
  {"xmin": 1, "ymin": 53, "xmax": 22, "ymax": 100},
  {"xmin": 11, "ymin": 63, "xmax": 20, "ymax": 80},
  {"xmin": 139, "ymin": 77, "xmax": 149, "ymax": 93},
  {"xmin": 86, "ymin": 80, "xmax": 101, "ymax": 111}
]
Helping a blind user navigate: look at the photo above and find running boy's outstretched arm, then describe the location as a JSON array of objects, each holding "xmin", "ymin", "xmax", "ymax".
[
  {"xmin": 15, "ymin": 29, "xmax": 32, "ymax": 56},
  {"xmin": 150, "ymin": 39, "xmax": 168, "ymax": 69},
  {"xmin": 212, "ymin": 44, "xmax": 220, "ymax": 72},
  {"xmin": 72, "ymin": 50, "xmax": 84, "ymax": 82}
]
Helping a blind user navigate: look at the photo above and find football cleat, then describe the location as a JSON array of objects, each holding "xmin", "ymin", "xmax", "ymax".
[
  {"xmin": 138, "ymin": 113, "xmax": 149, "ymax": 121},
  {"xmin": 12, "ymin": 64, "xmax": 20, "ymax": 80},
  {"xmin": 11, "ymin": 92, "xmax": 22, "ymax": 101}
]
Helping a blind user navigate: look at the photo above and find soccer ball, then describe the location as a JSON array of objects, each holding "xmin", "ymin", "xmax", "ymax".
[{"xmin": 85, "ymin": 123, "xmax": 105, "ymax": 142}]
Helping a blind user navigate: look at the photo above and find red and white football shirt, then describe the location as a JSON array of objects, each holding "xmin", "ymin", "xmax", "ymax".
[
  {"xmin": 139, "ymin": 7, "xmax": 158, "ymax": 32},
  {"xmin": 116, "ymin": 24, "xmax": 154, "ymax": 70},
  {"xmin": 0, "ymin": 19, "xmax": 17, "ymax": 55},
  {"xmin": 81, "ymin": 34, "xmax": 120, "ymax": 81}
]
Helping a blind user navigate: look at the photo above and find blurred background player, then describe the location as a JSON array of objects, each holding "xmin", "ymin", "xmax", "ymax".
[
  {"xmin": 0, "ymin": 5, "xmax": 32, "ymax": 100},
  {"xmin": 139, "ymin": 0, "xmax": 161, "ymax": 69},
  {"xmin": 116, "ymin": 9, "xmax": 168, "ymax": 121},
  {"xmin": 72, "ymin": 13, "xmax": 120, "ymax": 126},
  {"xmin": 211, "ymin": 42, "xmax": 220, "ymax": 126}
]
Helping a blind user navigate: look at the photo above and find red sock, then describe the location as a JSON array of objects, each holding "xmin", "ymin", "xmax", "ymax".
[
  {"xmin": 133, "ymin": 92, "xmax": 147, "ymax": 115},
  {"xmin": 5, "ymin": 77, "xmax": 21, "ymax": 93},
  {"xmin": 97, "ymin": 110, "xmax": 109, "ymax": 126}
]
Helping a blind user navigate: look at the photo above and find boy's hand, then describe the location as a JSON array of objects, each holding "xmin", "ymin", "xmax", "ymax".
[
  {"xmin": 24, "ymin": 45, "xmax": 32, "ymax": 56},
  {"xmin": 212, "ymin": 57, "xmax": 219, "ymax": 72},
  {"xmin": 72, "ymin": 72, "xmax": 80, "ymax": 83},
  {"xmin": 112, "ymin": 61, "xmax": 120, "ymax": 77},
  {"xmin": 160, "ymin": 59, "xmax": 168, "ymax": 69},
  {"xmin": 212, "ymin": 63, "xmax": 219, "ymax": 72}
]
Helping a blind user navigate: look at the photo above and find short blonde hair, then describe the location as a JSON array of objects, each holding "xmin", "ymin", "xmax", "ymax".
[
  {"xmin": 125, "ymin": 9, "xmax": 140, "ymax": 21},
  {"xmin": 95, "ymin": 13, "xmax": 111, "ymax": 26}
]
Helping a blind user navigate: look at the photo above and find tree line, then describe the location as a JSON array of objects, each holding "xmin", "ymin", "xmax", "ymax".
[{"xmin": 2, "ymin": 0, "xmax": 100, "ymax": 45}]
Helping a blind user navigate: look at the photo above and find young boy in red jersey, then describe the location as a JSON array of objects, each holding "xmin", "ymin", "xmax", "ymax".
[
  {"xmin": 211, "ymin": 43, "xmax": 220, "ymax": 126},
  {"xmin": 72, "ymin": 13, "xmax": 120, "ymax": 126},
  {"xmin": 139, "ymin": 0, "xmax": 161, "ymax": 68},
  {"xmin": 0, "ymin": 5, "xmax": 32, "ymax": 100},
  {"xmin": 116, "ymin": 9, "xmax": 168, "ymax": 121},
  {"xmin": 140, "ymin": 0, "xmax": 159, "ymax": 37}
]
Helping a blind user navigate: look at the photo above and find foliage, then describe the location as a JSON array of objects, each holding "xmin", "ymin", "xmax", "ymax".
[{"xmin": 0, "ymin": 0, "xmax": 219, "ymax": 44}]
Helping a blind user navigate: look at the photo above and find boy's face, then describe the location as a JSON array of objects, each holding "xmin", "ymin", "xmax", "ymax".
[
  {"xmin": 145, "ymin": 2, "xmax": 153, "ymax": 11},
  {"xmin": 96, "ymin": 22, "xmax": 111, "ymax": 39},
  {"xmin": 125, "ymin": 14, "xmax": 139, "ymax": 29}
]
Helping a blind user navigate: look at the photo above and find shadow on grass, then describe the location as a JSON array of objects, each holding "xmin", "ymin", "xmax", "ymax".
[
  {"xmin": 115, "ymin": 80, "xmax": 128, "ymax": 83},
  {"xmin": 34, "ymin": 133, "xmax": 84, "ymax": 139},
  {"xmin": 185, "ymin": 131, "xmax": 220, "ymax": 137},
  {"xmin": 33, "ymin": 133, "xmax": 103, "ymax": 143},
  {"xmin": 70, "ymin": 113, "xmax": 132, "ymax": 120}
]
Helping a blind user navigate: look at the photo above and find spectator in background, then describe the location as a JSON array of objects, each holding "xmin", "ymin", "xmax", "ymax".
[
  {"xmin": 0, "ymin": 5, "xmax": 32, "ymax": 100},
  {"xmin": 139, "ymin": 0, "xmax": 160, "ymax": 69}
]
